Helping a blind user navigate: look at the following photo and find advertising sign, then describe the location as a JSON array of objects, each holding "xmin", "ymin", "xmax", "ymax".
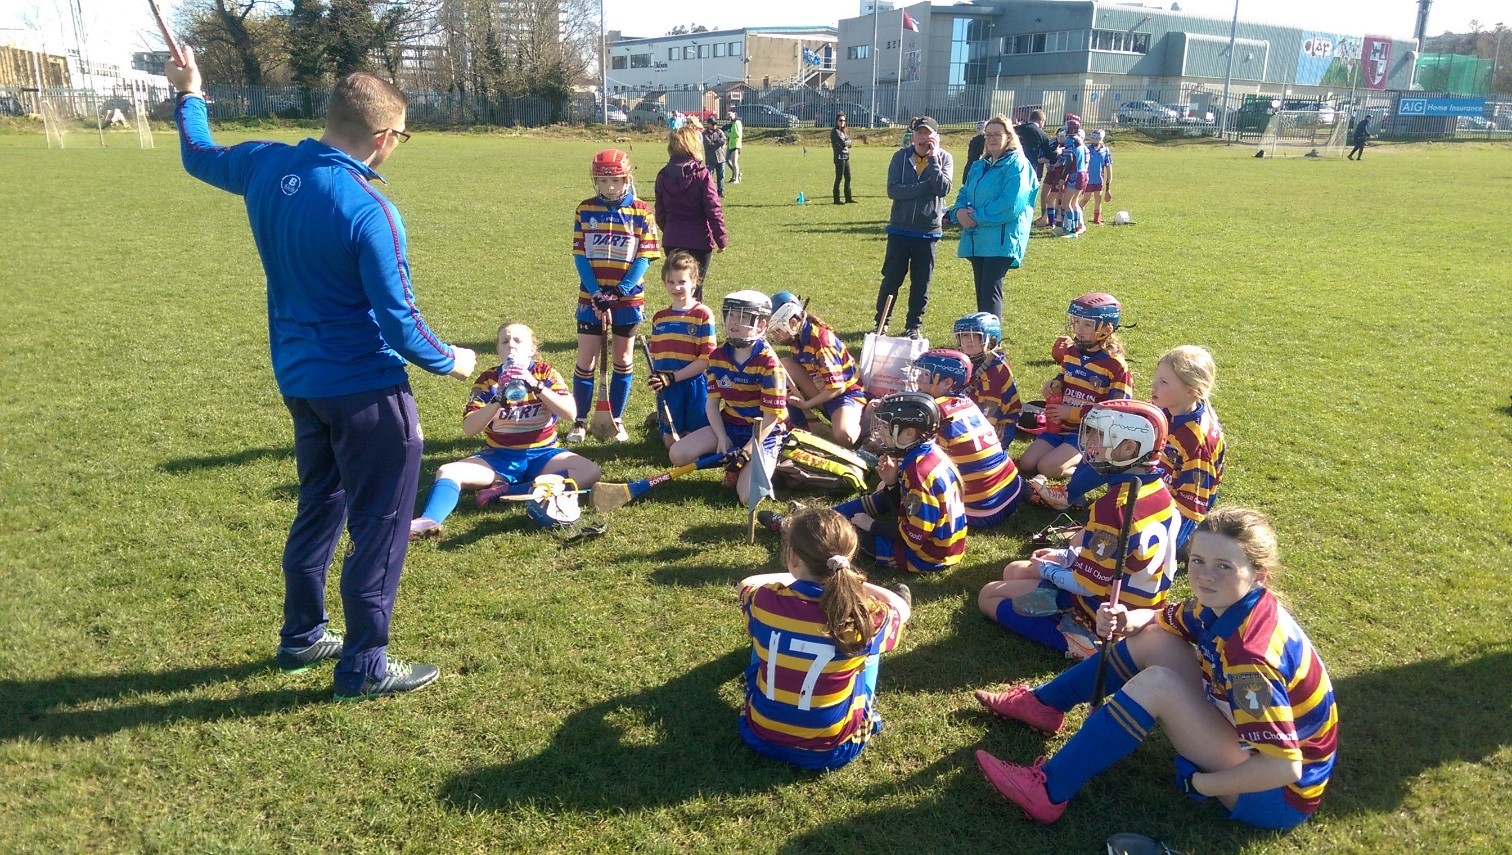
[
  {"xmin": 1397, "ymin": 97, "xmax": 1485, "ymax": 117},
  {"xmin": 1362, "ymin": 35, "xmax": 1392, "ymax": 89}
]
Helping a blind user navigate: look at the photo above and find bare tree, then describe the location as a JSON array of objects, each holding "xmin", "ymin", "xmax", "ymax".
[{"xmin": 177, "ymin": 0, "xmax": 287, "ymax": 86}]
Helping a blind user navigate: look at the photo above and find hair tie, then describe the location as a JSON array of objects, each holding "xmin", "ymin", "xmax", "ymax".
[{"xmin": 826, "ymin": 554, "xmax": 850, "ymax": 572}]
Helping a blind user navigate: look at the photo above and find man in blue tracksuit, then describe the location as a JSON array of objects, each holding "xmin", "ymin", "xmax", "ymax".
[
  {"xmin": 874, "ymin": 116, "xmax": 953, "ymax": 338},
  {"xmin": 166, "ymin": 48, "xmax": 477, "ymax": 701}
]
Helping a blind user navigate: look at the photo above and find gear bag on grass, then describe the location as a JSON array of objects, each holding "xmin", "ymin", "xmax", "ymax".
[{"xmin": 774, "ymin": 429, "xmax": 870, "ymax": 496}]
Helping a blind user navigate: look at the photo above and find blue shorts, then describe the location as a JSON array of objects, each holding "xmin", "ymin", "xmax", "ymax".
[
  {"xmin": 967, "ymin": 477, "xmax": 1024, "ymax": 529},
  {"xmin": 724, "ymin": 420, "xmax": 783, "ymax": 456},
  {"xmin": 474, "ymin": 445, "xmax": 569, "ymax": 486},
  {"xmin": 1035, "ymin": 429, "xmax": 1081, "ymax": 451},
  {"xmin": 821, "ymin": 389, "xmax": 867, "ymax": 421},
  {"xmin": 659, "ymin": 378, "xmax": 710, "ymax": 438},
  {"xmin": 1225, "ymin": 784, "xmax": 1313, "ymax": 830},
  {"xmin": 575, "ymin": 302, "xmax": 645, "ymax": 330}
]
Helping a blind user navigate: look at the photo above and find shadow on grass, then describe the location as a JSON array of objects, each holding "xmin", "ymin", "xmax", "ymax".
[
  {"xmin": 159, "ymin": 444, "xmax": 291, "ymax": 472},
  {"xmin": 784, "ymin": 222, "xmax": 887, "ymax": 238},
  {"xmin": 0, "ymin": 661, "xmax": 328, "ymax": 742},
  {"xmin": 439, "ymin": 648, "xmax": 806, "ymax": 812}
]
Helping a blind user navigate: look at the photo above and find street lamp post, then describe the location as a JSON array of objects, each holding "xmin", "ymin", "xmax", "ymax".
[{"xmin": 1217, "ymin": 0, "xmax": 1238, "ymax": 139}]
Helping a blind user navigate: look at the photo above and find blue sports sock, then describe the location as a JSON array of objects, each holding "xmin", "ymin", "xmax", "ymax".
[
  {"xmin": 993, "ymin": 600, "xmax": 1070, "ymax": 653},
  {"xmin": 610, "ymin": 364, "xmax": 633, "ymax": 419},
  {"xmin": 1065, "ymin": 461, "xmax": 1105, "ymax": 505},
  {"xmin": 1042, "ymin": 689, "xmax": 1155, "ymax": 803},
  {"xmin": 1032, "ymin": 639, "xmax": 1137, "ymax": 711},
  {"xmin": 572, "ymin": 367, "xmax": 594, "ymax": 423},
  {"xmin": 1047, "ymin": 206, "xmax": 1058, "ymax": 225},
  {"xmin": 419, "ymin": 478, "xmax": 462, "ymax": 524}
]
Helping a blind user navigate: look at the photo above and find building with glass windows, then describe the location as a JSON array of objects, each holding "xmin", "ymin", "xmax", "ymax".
[{"xmin": 605, "ymin": 27, "xmax": 838, "ymax": 96}]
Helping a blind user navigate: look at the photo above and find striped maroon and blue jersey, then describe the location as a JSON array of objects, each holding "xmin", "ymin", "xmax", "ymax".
[
  {"xmin": 935, "ymin": 395, "xmax": 1022, "ymax": 520},
  {"xmin": 466, "ymin": 361, "xmax": 569, "ymax": 450},
  {"xmin": 892, "ymin": 441, "xmax": 968, "ymax": 572},
  {"xmin": 1069, "ymin": 476, "xmax": 1179, "ymax": 623},
  {"xmin": 1159, "ymin": 589, "xmax": 1338, "ymax": 816},
  {"xmin": 1051, "ymin": 344, "xmax": 1132, "ymax": 432},
  {"xmin": 649, "ymin": 303, "xmax": 717, "ymax": 373},
  {"xmin": 1161, "ymin": 402, "xmax": 1227, "ymax": 524},
  {"xmin": 790, "ymin": 320, "xmax": 864, "ymax": 399},
  {"xmin": 741, "ymin": 578, "xmax": 903, "ymax": 752},
  {"xmin": 967, "ymin": 350, "xmax": 1023, "ymax": 440},
  {"xmin": 572, "ymin": 196, "xmax": 660, "ymax": 312},
  {"xmin": 706, "ymin": 339, "xmax": 786, "ymax": 428}
]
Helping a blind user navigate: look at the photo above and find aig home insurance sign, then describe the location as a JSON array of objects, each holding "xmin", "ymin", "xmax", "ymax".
[{"xmin": 1398, "ymin": 97, "xmax": 1487, "ymax": 117}]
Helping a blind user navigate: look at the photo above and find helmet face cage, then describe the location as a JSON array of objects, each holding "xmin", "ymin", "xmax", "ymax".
[
  {"xmin": 767, "ymin": 292, "xmax": 804, "ymax": 342},
  {"xmin": 722, "ymin": 291, "xmax": 772, "ymax": 348},
  {"xmin": 870, "ymin": 392, "xmax": 940, "ymax": 454},
  {"xmin": 524, "ymin": 475, "xmax": 582, "ymax": 528},
  {"xmin": 909, "ymin": 350, "xmax": 972, "ymax": 395},
  {"xmin": 952, "ymin": 312, "xmax": 1001, "ymax": 352},
  {"xmin": 1079, "ymin": 403, "xmax": 1164, "ymax": 474}
]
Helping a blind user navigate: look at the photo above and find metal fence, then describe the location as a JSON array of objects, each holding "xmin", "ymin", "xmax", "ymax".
[{"xmin": 5, "ymin": 80, "xmax": 1510, "ymax": 141}]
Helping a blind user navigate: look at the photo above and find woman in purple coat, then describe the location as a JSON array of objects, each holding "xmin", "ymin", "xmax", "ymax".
[{"xmin": 654, "ymin": 123, "xmax": 729, "ymax": 301}]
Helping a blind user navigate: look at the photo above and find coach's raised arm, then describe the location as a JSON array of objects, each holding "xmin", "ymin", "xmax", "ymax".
[{"xmin": 164, "ymin": 48, "xmax": 475, "ymax": 701}]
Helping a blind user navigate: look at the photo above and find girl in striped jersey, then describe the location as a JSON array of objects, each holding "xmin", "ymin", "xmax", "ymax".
[
  {"xmin": 979, "ymin": 400, "xmax": 1177, "ymax": 659},
  {"xmin": 767, "ymin": 291, "xmax": 868, "ymax": 447},
  {"xmin": 738, "ymin": 507, "xmax": 911, "ymax": 770},
  {"xmin": 974, "ymin": 507, "xmax": 1337, "ymax": 831},
  {"xmin": 410, "ymin": 324, "xmax": 601, "ymax": 539},
  {"xmin": 952, "ymin": 312, "xmax": 1023, "ymax": 445},
  {"xmin": 646, "ymin": 251, "xmax": 717, "ymax": 449},
  {"xmin": 908, "ymin": 349, "xmax": 1024, "ymax": 529}
]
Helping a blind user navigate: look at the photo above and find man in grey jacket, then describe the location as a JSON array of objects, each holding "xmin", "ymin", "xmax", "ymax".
[{"xmin": 875, "ymin": 117, "xmax": 953, "ymax": 338}]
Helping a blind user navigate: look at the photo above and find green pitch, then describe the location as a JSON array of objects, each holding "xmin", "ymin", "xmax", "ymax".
[{"xmin": 1, "ymin": 126, "xmax": 1509, "ymax": 853}]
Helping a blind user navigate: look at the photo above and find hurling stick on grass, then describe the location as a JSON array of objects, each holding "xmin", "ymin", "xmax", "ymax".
[
  {"xmin": 147, "ymin": 0, "xmax": 186, "ymax": 66},
  {"xmin": 639, "ymin": 334, "xmax": 679, "ymax": 442},
  {"xmin": 589, "ymin": 317, "xmax": 617, "ymax": 441},
  {"xmin": 589, "ymin": 452, "xmax": 728, "ymax": 513}
]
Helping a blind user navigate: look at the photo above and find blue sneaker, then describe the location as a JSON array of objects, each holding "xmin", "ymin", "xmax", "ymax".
[
  {"xmin": 333, "ymin": 659, "xmax": 440, "ymax": 702},
  {"xmin": 275, "ymin": 630, "xmax": 343, "ymax": 674}
]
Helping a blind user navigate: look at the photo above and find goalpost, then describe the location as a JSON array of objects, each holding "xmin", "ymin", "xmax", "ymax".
[
  {"xmin": 38, "ymin": 94, "xmax": 67, "ymax": 149},
  {"xmin": 1256, "ymin": 110, "xmax": 1348, "ymax": 157}
]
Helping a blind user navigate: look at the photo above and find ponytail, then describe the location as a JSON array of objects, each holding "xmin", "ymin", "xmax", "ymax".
[{"xmin": 781, "ymin": 508, "xmax": 880, "ymax": 656}]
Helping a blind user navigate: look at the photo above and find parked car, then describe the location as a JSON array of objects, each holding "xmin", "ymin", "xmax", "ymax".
[
  {"xmin": 628, "ymin": 100, "xmax": 669, "ymax": 128},
  {"xmin": 1115, "ymin": 100, "xmax": 1179, "ymax": 125},
  {"xmin": 817, "ymin": 101, "xmax": 892, "ymax": 128},
  {"xmin": 1456, "ymin": 115, "xmax": 1493, "ymax": 131},
  {"xmin": 590, "ymin": 102, "xmax": 628, "ymax": 124},
  {"xmin": 734, "ymin": 103, "xmax": 799, "ymax": 128}
]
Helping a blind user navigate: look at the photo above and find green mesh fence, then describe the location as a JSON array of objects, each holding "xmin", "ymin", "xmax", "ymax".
[{"xmin": 1414, "ymin": 53, "xmax": 1493, "ymax": 95}]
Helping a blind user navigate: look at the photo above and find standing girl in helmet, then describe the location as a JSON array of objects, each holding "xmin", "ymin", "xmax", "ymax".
[
  {"xmin": 668, "ymin": 290, "xmax": 786, "ymax": 505},
  {"xmin": 953, "ymin": 311, "xmax": 1023, "ymax": 444},
  {"xmin": 767, "ymin": 291, "xmax": 867, "ymax": 447},
  {"xmin": 763, "ymin": 391, "xmax": 967, "ymax": 574},
  {"xmin": 410, "ymin": 324, "xmax": 601, "ymax": 539},
  {"xmin": 737, "ymin": 507, "xmax": 912, "ymax": 770},
  {"xmin": 569, "ymin": 148, "xmax": 662, "ymax": 444},
  {"xmin": 909, "ymin": 348, "xmax": 1024, "ymax": 529},
  {"xmin": 978, "ymin": 399, "xmax": 1177, "ymax": 659},
  {"xmin": 1018, "ymin": 292, "xmax": 1132, "ymax": 483}
]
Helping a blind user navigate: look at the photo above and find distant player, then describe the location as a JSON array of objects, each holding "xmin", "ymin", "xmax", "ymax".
[
  {"xmin": 979, "ymin": 400, "xmax": 1177, "ymax": 659},
  {"xmin": 953, "ymin": 312, "xmax": 1023, "ymax": 444},
  {"xmin": 568, "ymin": 148, "xmax": 661, "ymax": 444},
  {"xmin": 1039, "ymin": 128, "xmax": 1066, "ymax": 228},
  {"xmin": 410, "ymin": 323, "xmax": 601, "ymax": 539},
  {"xmin": 646, "ymin": 250, "xmax": 717, "ymax": 449},
  {"xmin": 974, "ymin": 506, "xmax": 1338, "ymax": 831},
  {"xmin": 909, "ymin": 349, "xmax": 1024, "ymax": 529},
  {"xmin": 764, "ymin": 392, "xmax": 968, "ymax": 574},
  {"xmin": 768, "ymin": 291, "xmax": 867, "ymax": 447},
  {"xmin": 1019, "ymin": 292, "xmax": 1132, "ymax": 483},
  {"xmin": 1056, "ymin": 129, "xmax": 1089, "ymax": 237},
  {"xmin": 738, "ymin": 507, "xmax": 911, "ymax": 770},
  {"xmin": 668, "ymin": 291, "xmax": 786, "ymax": 505},
  {"xmin": 1086, "ymin": 130, "xmax": 1113, "ymax": 224}
]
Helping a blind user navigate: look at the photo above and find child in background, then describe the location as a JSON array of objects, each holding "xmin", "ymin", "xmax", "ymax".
[
  {"xmin": 953, "ymin": 312, "xmax": 1023, "ymax": 444},
  {"xmin": 974, "ymin": 507, "xmax": 1337, "ymax": 831},
  {"xmin": 979, "ymin": 400, "xmax": 1177, "ymax": 659},
  {"xmin": 1056, "ymin": 128, "xmax": 1089, "ymax": 237},
  {"xmin": 768, "ymin": 291, "xmax": 867, "ymax": 447},
  {"xmin": 738, "ymin": 507, "xmax": 911, "ymax": 770},
  {"xmin": 1038, "ymin": 128, "xmax": 1067, "ymax": 228},
  {"xmin": 668, "ymin": 291, "xmax": 786, "ymax": 505},
  {"xmin": 909, "ymin": 349, "xmax": 1024, "ymax": 529},
  {"xmin": 1019, "ymin": 292, "xmax": 1132, "ymax": 484},
  {"xmin": 569, "ymin": 148, "xmax": 662, "ymax": 444},
  {"xmin": 645, "ymin": 250, "xmax": 717, "ymax": 450},
  {"xmin": 763, "ymin": 392, "xmax": 968, "ymax": 574},
  {"xmin": 1086, "ymin": 130, "xmax": 1113, "ymax": 225},
  {"xmin": 410, "ymin": 324, "xmax": 601, "ymax": 539}
]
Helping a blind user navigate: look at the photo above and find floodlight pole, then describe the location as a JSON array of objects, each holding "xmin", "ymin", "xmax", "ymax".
[
  {"xmin": 868, "ymin": 2, "xmax": 880, "ymax": 125},
  {"xmin": 1493, "ymin": 24, "xmax": 1505, "ymax": 94},
  {"xmin": 1218, "ymin": 0, "xmax": 1238, "ymax": 139},
  {"xmin": 600, "ymin": 0, "xmax": 608, "ymax": 124}
]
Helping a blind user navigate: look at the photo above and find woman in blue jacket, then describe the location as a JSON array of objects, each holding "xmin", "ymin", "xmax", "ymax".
[{"xmin": 948, "ymin": 115, "xmax": 1040, "ymax": 320}]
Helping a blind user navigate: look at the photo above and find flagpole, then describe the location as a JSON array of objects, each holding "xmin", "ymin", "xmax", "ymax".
[
  {"xmin": 895, "ymin": 8, "xmax": 905, "ymax": 120},
  {"xmin": 869, "ymin": 2, "xmax": 879, "ymax": 126}
]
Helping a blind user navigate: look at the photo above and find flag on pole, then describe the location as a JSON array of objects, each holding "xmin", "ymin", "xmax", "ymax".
[
  {"xmin": 746, "ymin": 439, "xmax": 777, "ymax": 544},
  {"xmin": 901, "ymin": 11, "xmax": 920, "ymax": 32}
]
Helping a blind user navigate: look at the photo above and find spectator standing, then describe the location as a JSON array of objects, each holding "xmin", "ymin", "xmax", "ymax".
[
  {"xmin": 702, "ymin": 121, "xmax": 728, "ymax": 196},
  {"xmin": 964, "ymin": 120, "xmax": 987, "ymax": 172},
  {"xmin": 948, "ymin": 115, "xmax": 1040, "ymax": 319},
  {"xmin": 831, "ymin": 113, "xmax": 855, "ymax": 204},
  {"xmin": 875, "ymin": 117, "xmax": 953, "ymax": 338},
  {"xmin": 1347, "ymin": 114, "xmax": 1372, "ymax": 160},
  {"xmin": 725, "ymin": 110, "xmax": 744, "ymax": 183},
  {"xmin": 655, "ymin": 123, "xmax": 728, "ymax": 301}
]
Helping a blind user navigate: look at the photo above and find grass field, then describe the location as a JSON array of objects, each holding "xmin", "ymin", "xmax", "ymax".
[{"xmin": 1, "ymin": 123, "xmax": 1510, "ymax": 854}]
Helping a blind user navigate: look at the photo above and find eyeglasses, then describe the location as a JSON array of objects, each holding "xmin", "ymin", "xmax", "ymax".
[
  {"xmin": 374, "ymin": 127, "xmax": 411, "ymax": 144},
  {"xmin": 984, "ymin": 132, "xmax": 1010, "ymax": 139}
]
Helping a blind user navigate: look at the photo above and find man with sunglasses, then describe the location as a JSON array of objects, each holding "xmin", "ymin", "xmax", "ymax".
[{"xmin": 166, "ymin": 48, "xmax": 475, "ymax": 702}]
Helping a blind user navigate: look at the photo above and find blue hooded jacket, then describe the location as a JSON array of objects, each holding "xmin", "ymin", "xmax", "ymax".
[{"xmin": 948, "ymin": 149, "xmax": 1040, "ymax": 263}]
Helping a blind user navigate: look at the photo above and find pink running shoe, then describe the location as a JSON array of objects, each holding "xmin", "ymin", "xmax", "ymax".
[
  {"xmin": 475, "ymin": 482, "xmax": 511, "ymax": 506},
  {"xmin": 1027, "ymin": 476, "xmax": 1072, "ymax": 511},
  {"xmin": 972, "ymin": 685, "xmax": 1065, "ymax": 735},
  {"xmin": 975, "ymin": 752, "xmax": 1067, "ymax": 824}
]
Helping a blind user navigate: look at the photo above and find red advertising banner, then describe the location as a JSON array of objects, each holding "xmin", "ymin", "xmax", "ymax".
[{"xmin": 1362, "ymin": 35, "xmax": 1391, "ymax": 90}]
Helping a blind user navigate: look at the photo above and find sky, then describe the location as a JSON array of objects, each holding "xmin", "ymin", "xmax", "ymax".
[{"xmin": 1, "ymin": 0, "xmax": 1506, "ymax": 72}]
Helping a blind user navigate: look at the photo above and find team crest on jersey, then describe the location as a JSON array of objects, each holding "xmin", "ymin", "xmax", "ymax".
[
  {"xmin": 1086, "ymin": 528, "xmax": 1118, "ymax": 561},
  {"xmin": 280, "ymin": 175, "xmax": 302, "ymax": 196},
  {"xmin": 902, "ymin": 492, "xmax": 924, "ymax": 521},
  {"xmin": 1229, "ymin": 672, "xmax": 1270, "ymax": 712}
]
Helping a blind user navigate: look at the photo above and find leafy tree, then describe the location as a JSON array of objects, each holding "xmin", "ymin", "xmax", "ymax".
[
  {"xmin": 178, "ymin": 0, "xmax": 286, "ymax": 86},
  {"xmin": 325, "ymin": 0, "xmax": 377, "ymax": 76},
  {"xmin": 286, "ymin": 0, "xmax": 330, "ymax": 89}
]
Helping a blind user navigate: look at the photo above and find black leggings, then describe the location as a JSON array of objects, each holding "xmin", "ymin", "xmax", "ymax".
[{"xmin": 833, "ymin": 159, "xmax": 852, "ymax": 202}]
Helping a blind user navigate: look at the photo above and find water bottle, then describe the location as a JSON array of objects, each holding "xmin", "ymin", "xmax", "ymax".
[{"xmin": 502, "ymin": 358, "xmax": 529, "ymax": 404}]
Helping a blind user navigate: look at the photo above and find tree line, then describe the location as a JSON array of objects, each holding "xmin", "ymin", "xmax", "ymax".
[{"xmin": 178, "ymin": 0, "xmax": 597, "ymax": 102}]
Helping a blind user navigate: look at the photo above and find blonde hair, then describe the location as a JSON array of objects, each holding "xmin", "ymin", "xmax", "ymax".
[
  {"xmin": 782, "ymin": 508, "xmax": 881, "ymax": 656},
  {"xmin": 326, "ymin": 72, "xmax": 407, "ymax": 136},
  {"xmin": 984, "ymin": 114, "xmax": 1021, "ymax": 152},
  {"xmin": 1158, "ymin": 345, "xmax": 1217, "ymax": 401},
  {"xmin": 1196, "ymin": 507, "xmax": 1281, "ymax": 586},
  {"xmin": 496, "ymin": 322, "xmax": 541, "ymax": 352},
  {"xmin": 669, "ymin": 125, "xmax": 704, "ymax": 161}
]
